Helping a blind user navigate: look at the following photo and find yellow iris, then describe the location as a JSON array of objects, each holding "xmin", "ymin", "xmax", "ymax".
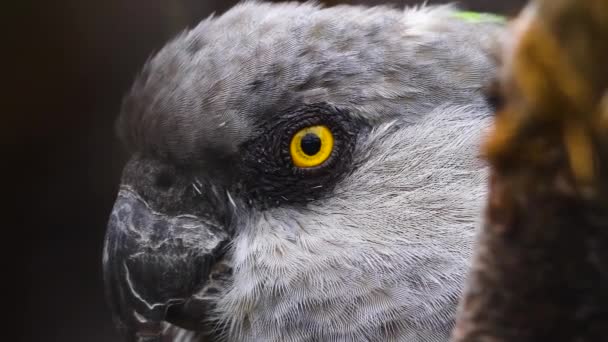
[{"xmin": 290, "ymin": 125, "xmax": 334, "ymax": 168}]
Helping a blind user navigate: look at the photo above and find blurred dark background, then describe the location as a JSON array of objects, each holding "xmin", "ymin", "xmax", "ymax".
[{"xmin": 15, "ymin": 1, "xmax": 526, "ymax": 341}]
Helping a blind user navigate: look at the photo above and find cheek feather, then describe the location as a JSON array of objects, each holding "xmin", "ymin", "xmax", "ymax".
[{"xmin": 218, "ymin": 104, "xmax": 490, "ymax": 340}]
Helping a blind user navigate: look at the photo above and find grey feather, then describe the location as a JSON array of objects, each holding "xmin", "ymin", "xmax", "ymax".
[{"xmin": 109, "ymin": 1, "xmax": 504, "ymax": 341}]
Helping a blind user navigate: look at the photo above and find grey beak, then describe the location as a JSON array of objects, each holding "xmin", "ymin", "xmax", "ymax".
[{"xmin": 103, "ymin": 188, "xmax": 229, "ymax": 341}]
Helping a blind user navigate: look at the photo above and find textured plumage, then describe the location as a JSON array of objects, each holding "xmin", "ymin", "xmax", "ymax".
[{"xmin": 104, "ymin": 2, "xmax": 504, "ymax": 341}]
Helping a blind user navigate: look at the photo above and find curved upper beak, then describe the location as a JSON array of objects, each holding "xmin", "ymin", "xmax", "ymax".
[{"xmin": 103, "ymin": 188, "xmax": 229, "ymax": 341}]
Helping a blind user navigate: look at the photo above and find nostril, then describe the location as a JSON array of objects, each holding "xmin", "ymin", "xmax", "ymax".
[{"xmin": 155, "ymin": 171, "xmax": 175, "ymax": 189}]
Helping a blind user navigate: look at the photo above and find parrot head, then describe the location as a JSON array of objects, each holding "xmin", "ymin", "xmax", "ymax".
[{"xmin": 103, "ymin": 2, "xmax": 504, "ymax": 341}]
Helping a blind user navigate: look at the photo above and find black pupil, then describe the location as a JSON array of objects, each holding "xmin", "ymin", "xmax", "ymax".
[{"xmin": 301, "ymin": 133, "xmax": 322, "ymax": 156}]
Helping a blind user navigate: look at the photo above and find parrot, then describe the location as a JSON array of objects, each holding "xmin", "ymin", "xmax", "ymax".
[{"xmin": 103, "ymin": 1, "xmax": 505, "ymax": 341}]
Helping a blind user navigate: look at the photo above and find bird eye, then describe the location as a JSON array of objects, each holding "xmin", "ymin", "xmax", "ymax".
[
  {"xmin": 289, "ymin": 125, "xmax": 334, "ymax": 168},
  {"xmin": 239, "ymin": 104, "xmax": 358, "ymax": 206}
]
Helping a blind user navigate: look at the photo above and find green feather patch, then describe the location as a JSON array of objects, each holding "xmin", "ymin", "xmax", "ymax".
[{"xmin": 454, "ymin": 11, "xmax": 506, "ymax": 23}]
